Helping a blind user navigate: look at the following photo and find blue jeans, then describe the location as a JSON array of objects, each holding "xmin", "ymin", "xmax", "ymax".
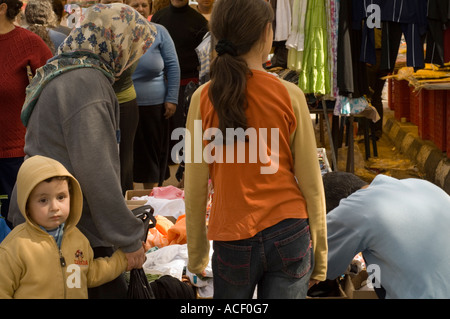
[{"xmin": 212, "ymin": 218, "xmax": 313, "ymax": 299}]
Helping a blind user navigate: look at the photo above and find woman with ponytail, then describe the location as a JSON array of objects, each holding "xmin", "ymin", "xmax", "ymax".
[
  {"xmin": 24, "ymin": 0, "xmax": 67, "ymax": 55},
  {"xmin": 184, "ymin": 0, "xmax": 328, "ymax": 299},
  {"xmin": 0, "ymin": 0, "xmax": 52, "ymax": 230}
]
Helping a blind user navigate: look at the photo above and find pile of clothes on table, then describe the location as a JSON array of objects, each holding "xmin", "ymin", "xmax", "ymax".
[{"xmin": 129, "ymin": 185, "xmax": 214, "ymax": 298}]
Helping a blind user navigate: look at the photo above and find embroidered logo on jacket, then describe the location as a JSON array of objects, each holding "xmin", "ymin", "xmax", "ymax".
[{"xmin": 74, "ymin": 249, "xmax": 88, "ymax": 266}]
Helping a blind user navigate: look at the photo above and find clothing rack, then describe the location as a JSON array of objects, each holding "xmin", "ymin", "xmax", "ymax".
[{"xmin": 270, "ymin": 0, "xmax": 438, "ymax": 171}]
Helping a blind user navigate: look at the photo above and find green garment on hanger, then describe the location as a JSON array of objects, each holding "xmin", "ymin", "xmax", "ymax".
[{"xmin": 298, "ymin": 0, "xmax": 330, "ymax": 95}]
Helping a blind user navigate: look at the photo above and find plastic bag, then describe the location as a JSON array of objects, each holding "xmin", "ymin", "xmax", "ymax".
[
  {"xmin": 127, "ymin": 205, "xmax": 156, "ymax": 299},
  {"xmin": 127, "ymin": 268, "xmax": 155, "ymax": 299},
  {"xmin": 132, "ymin": 205, "xmax": 156, "ymax": 242}
]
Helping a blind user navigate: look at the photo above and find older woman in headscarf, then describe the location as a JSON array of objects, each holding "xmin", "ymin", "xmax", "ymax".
[{"xmin": 8, "ymin": 3, "xmax": 157, "ymax": 299}]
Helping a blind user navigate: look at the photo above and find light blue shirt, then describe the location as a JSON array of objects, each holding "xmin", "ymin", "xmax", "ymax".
[
  {"xmin": 326, "ymin": 174, "xmax": 450, "ymax": 298},
  {"xmin": 132, "ymin": 23, "xmax": 180, "ymax": 106},
  {"xmin": 49, "ymin": 29, "xmax": 67, "ymax": 52}
]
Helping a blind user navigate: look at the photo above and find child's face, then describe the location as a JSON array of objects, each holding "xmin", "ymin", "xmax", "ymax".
[{"xmin": 27, "ymin": 179, "xmax": 70, "ymax": 230}]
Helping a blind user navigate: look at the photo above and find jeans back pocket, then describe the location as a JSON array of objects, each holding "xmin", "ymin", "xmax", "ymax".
[
  {"xmin": 274, "ymin": 223, "xmax": 311, "ymax": 279},
  {"xmin": 213, "ymin": 241, "xmax": 252, "ymax": 286}
]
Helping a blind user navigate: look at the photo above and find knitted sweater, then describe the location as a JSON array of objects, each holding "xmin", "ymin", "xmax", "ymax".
[{"xmin": 0, "ymin": 26, "xmax": 52, "ymax": 158}]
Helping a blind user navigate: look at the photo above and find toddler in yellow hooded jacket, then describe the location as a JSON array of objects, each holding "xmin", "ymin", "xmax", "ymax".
[{"xmin": 0, "ymin": 156, "xmax": 128, "ymax": 299}]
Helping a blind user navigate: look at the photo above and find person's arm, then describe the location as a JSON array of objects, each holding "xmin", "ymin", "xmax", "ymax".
[
  {"xmin": 87, "ymin": 247, "xmax": 128, "ymax": 288},
  {"xmin": 194, "ymin": 15, "xmax": 209, "ymax": 47},
  {"xmin": 160, "ymin": 25, "xmax": 181, "ymax": 105},
  {"xmin": 159, "ymin": 25, "xmax": 180, "ymax": 119},
  {"xmin": 61, "ymin": 100, "xmax": 145, "ymax": 254},
  {"xmin": 28, "ymin": 35, "xmax": 53, "ymax": 74},
  {"xmin": 284, "ymin": 80, "xmax": 328, "ymax": 282},
  {"xmin": 326, "ymin": 206, "xmax": 366, "ymax": 279},
  {"xmin": 184, "ymin": 84, "xmax": 210, "ymax": 275}
]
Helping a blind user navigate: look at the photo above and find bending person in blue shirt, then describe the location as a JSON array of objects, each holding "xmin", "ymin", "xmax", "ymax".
[{"xmin": 323, "ymin": 172, "xmax": 450, "ymax": 299}]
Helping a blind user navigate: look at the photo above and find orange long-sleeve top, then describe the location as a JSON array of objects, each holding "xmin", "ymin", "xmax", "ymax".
[
  {"xmin": 185, "ymin": 70, "xmax": 327, "ymax": 281},
  {"xmin": 200, "ymin": 71, "xmax": 309, "ymax": 240}
]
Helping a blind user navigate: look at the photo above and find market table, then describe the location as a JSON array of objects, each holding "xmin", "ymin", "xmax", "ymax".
[{"xmin": 388, "ymin": 73, "xmax": 450, "ymax": 159}]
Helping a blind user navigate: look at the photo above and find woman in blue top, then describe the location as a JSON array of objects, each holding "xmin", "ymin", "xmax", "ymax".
[{"xmin": 132, "ymin": 22, "xmax": 180, "ymax": 187}]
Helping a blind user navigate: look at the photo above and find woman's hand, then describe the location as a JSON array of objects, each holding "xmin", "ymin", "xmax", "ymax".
[{"xmin": 164, "ymin": 102, "xmax": 177, "ymax": 119}]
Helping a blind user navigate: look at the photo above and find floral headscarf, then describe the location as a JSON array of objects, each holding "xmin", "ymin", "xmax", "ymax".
[{"xmin": 21, "ymin": 3, "xmax": 157, "ymax": 126}]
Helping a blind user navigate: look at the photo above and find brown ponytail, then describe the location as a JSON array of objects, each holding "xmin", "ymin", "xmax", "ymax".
[
  {"xmin": 208, "ymin": 0, "xmax": 273, "ymax": 136},
  {"xmin": 25, "ymin": 0, "xmax": 57, "ymax": 54}
]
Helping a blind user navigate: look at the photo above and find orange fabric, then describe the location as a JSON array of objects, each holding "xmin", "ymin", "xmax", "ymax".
[
  {"xmin": 145, "ymin": 228, "xmax": 169, "ymax": 250},
  {"xmin": 199, "ymin": 70, "xmax": 308, "ymax": 241},
  {"xmin": 154, "ymin": 215, "xmax": 174, "ymax": 237},
  {"xmin": 167, "ymin": 214, "xmax": 187, "ymax": 245},
  {"xmin": 144, "ymin": 215, "xmax": 174, "ymax": 249},
  {"xmin": 144, "ymin": 215, "xmax": 188, "ymax": 249}
]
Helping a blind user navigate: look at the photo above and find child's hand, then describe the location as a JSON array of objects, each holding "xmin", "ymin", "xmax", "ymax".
[{"xmin": 197, "ymin": 270, "xmax": 207, "ymax": 279}]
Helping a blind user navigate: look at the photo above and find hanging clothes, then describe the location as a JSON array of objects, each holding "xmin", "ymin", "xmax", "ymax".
[
  {"xmin": 354, "ymin": 0, "xmax": 382, "ymax": 66},
  {"xmin": 286, "ymin": 0, "xmax": 308, "ymax": 72},
  {"xmin": 287, "ymin": 47, "xmax": 304, "ymax": 72},
  {"xmin": 286, "ymin": 0, "xmax": 308, "ymax": 51},
  {"xmin": 298, "ymin": 0, "xmax": 330, "ymax": 95},
  {"xmin": 269, "ymin": 0, "xmax": 290, "ymax": 68},
  {"xmin": 269, "ymin": 0, "xmax": 278, "ymax": 35},
  {"xmin": 425, "ymin": 0, "xmax": 449, "ymax": 66},
  {"xmin": 337, "ymin": 0, "xmax": 369, "ymax": 98},
  {"xmin": 325, "ymin": 0, "xmax": 340, "ymax": 99},
  {"xmin": 379, "ymin": 0, "xmax": 428, "ymax": 72},
  {"xmin": 274, "ymin": 0, "xmax": 292, "ymax": 41}
]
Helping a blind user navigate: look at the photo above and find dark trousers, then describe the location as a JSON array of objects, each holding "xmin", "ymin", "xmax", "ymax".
[
  {"xmin": 0, "ymin": 157, "xmax": 24, "ymax": 229},
  {"xmin": 366, "ymin": 49, "xmax": 388, "ymax": 135},
  {"xmin": 381, "ymin": 21, "xmax": 426, "ymax": 72},
  {"xmin": 119, "ymin": 99, "xmax": 139, "ymax": 195},
  {"xmin": 168, "ymin": 84, "xmax": 188, "ymax": 165},
  {"xmin": 425, "ymin": 19, "xmax": 446, "ymax": 66},
  {"xmin": 133, "ymin": 104, "xmax": 170, "ymax": 185},
  {"xmin": 88, "ymin": 246, "xmax": 128, "ymax": 299}
]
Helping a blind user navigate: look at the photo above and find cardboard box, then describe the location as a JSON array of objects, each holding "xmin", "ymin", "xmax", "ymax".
[
  {"xmin": 125, "ymin": 189, "xmax": 153, "ymax": 200},
  {"xmin": 125, "ymin": 189, "xmax": 152, "ymax": 210},
  {"xmin": 124, "ymin": 188, "xmax": 180, "ymax": 224},
  {"xmin": 126, "ymin": 200, "xmax": 147, "ymax": 211},
  {"xmin": 307, "ymin": 278, "xmax": 348, "ymax": 299},
  {"xmin": 344, "ymin": 270, "xmax": 379, "ymax": 299}
]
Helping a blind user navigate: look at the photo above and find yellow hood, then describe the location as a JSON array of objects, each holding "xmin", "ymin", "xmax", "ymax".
[{"xmin": 16, "ymin": 155, "xmax": 83, "ymax": 231}]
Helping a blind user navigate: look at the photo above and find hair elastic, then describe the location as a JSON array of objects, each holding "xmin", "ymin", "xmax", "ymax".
[{"xmin": 215, "ymin": 39, "xmax": 238, "ymax": 57}]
